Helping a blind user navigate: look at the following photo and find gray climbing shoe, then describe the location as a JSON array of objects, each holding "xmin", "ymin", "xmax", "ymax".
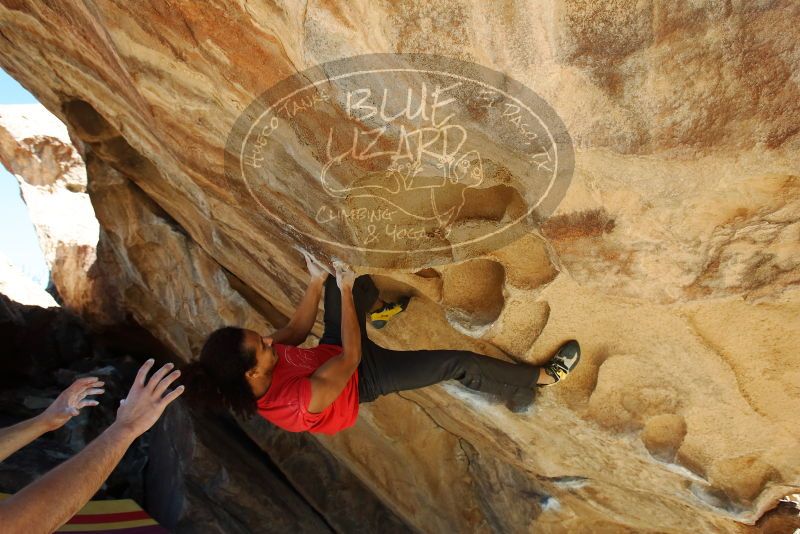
[{"xmin": 542, "ymin": 340, "xmax": 581, "ymax": 386}]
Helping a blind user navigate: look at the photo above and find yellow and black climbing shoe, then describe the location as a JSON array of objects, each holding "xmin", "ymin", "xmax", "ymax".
[
  {"xmin": 542, "ymin": 339, "xmax": 581, "ymax": 386},
  {"xmin": 370, "ymin": 296, "xmax": 411, "ymax": 329}
]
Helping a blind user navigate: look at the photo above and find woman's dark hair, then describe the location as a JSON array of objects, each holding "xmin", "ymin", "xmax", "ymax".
[{"xmin": 182, "ymin": 326, "xmax": 258, "ymax": 417}]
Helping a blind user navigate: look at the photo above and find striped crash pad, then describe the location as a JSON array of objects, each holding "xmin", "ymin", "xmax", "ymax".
[{"xmin": 0, "ymin": 493, "xmax": 168, "ymax": 533}]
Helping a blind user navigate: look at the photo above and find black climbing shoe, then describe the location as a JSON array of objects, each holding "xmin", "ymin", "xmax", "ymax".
[
  {"xmin": 370, "ymin": 296, "xmax": 411, "ymax": 329},
  {"xmin": 542, "ymin": 340, "xmax": 581, "ymax": 386}
]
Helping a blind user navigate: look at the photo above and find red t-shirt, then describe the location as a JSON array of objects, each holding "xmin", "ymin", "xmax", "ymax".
[{"xmin": 255, "ymin": 343, "xmax": 359, "ymax": 435}]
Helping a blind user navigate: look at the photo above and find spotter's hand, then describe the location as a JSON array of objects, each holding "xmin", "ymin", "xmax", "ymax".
[
  {"xmin": 114, "ymin": 359, "xmax": 184, "ymax": 438},
  {"xmin": 40, "ymin": 376, "xmax": 105, "ymax": 430}
]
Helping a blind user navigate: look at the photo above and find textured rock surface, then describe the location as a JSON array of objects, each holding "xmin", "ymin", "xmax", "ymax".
[
  {"xmin": 0, "ymin": 254, "xmax": 57, "ymax": 308},
  {"xmin": 236, "ymin": 414, "xmax": 412, "ymax": 534},
  {"xmin": 146, "ymin": 403, "xmax": 336, "ymax": 534},
  {"xmin": 1, "ymin": 1, "xmax": 799, "ymax": 532},
  {"xmin": 0, "ymin": 104, "xmax": 102, "ymax": 317}
]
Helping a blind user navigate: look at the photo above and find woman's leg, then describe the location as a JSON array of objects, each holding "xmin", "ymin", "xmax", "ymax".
[
  {"xmin": 318, "ymin": 274, "xmax": 380, "ymax": 346},
  {"xmin": 359, "ymin": 340, "xmax": 540, "ymax": 408}
]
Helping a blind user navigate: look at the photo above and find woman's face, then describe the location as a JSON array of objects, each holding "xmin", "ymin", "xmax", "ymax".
[{"xmin": 241, "ymin": 329, "xmax": 278, "ymax": 374}]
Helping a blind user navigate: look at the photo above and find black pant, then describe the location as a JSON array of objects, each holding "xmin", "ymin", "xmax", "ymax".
[{"xmin": 318, "ymin": 275, "xmax": 539, "ymax": 408}]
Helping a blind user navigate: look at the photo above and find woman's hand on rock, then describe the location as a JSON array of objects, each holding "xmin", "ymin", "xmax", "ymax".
[
  {"xmin": 333, "ymin": 260, "xmax": 356, "ymax": 289},
  {"xmin": 298, "ymin": 247, "xmax": 332, "ymax": 281}
]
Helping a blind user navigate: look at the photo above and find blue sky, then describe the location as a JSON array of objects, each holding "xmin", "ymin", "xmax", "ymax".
[{"xmin": 0, "ymin": 68, "xmax": 50, "ymax": 287}]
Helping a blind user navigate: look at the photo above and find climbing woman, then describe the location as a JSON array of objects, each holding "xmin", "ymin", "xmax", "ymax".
[{"xmin": 182, "ymin": 252, "xmax": 580, "ymax": 435}]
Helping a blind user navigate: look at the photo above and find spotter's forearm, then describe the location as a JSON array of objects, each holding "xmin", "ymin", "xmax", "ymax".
[
  {"xmin": 0, "ymin": 422, "xmax": 137, "ymax": 534},
  {"xmin": 0, "ymin": 414, "xmax": 52, "ymax": 463}
]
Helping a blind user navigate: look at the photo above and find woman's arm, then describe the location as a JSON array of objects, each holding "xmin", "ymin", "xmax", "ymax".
[
  {"xmin": 272, "ymin": 250, "xmax": 331, "ymax": 346},
  {"xmin": 271, "ymin": 274, "xmax": 326, "ymax": 346},
  {"xmin": 0, "ymin": 376, "xmax": 105, "ymax": 463},
  {"xmin": 307, "ymin": 263, "xmax": 359, "ymax": 413}
]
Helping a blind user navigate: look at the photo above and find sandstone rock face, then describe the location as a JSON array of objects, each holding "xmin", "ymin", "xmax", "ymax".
[
  {"xmin": 1, "ymin": 1, "xmax": 799, "ymax": 532},
  {"xmin": 86, "ymin": 156, "xmax": 277, "ymax": 358},
  {"xmin": 0, "ymin": 103, "xmax": 282, "ymax": 357},
  {"xmin": 0, "ymin": 254, "xmax": 57, "ymax": 308},
  {"xmin": 146, "ymin": 404, "xmax": 335, "ymax": 533},
  {"xmin": 0, "ymin": 105, "xmax": 101, "ymax": 317}
]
